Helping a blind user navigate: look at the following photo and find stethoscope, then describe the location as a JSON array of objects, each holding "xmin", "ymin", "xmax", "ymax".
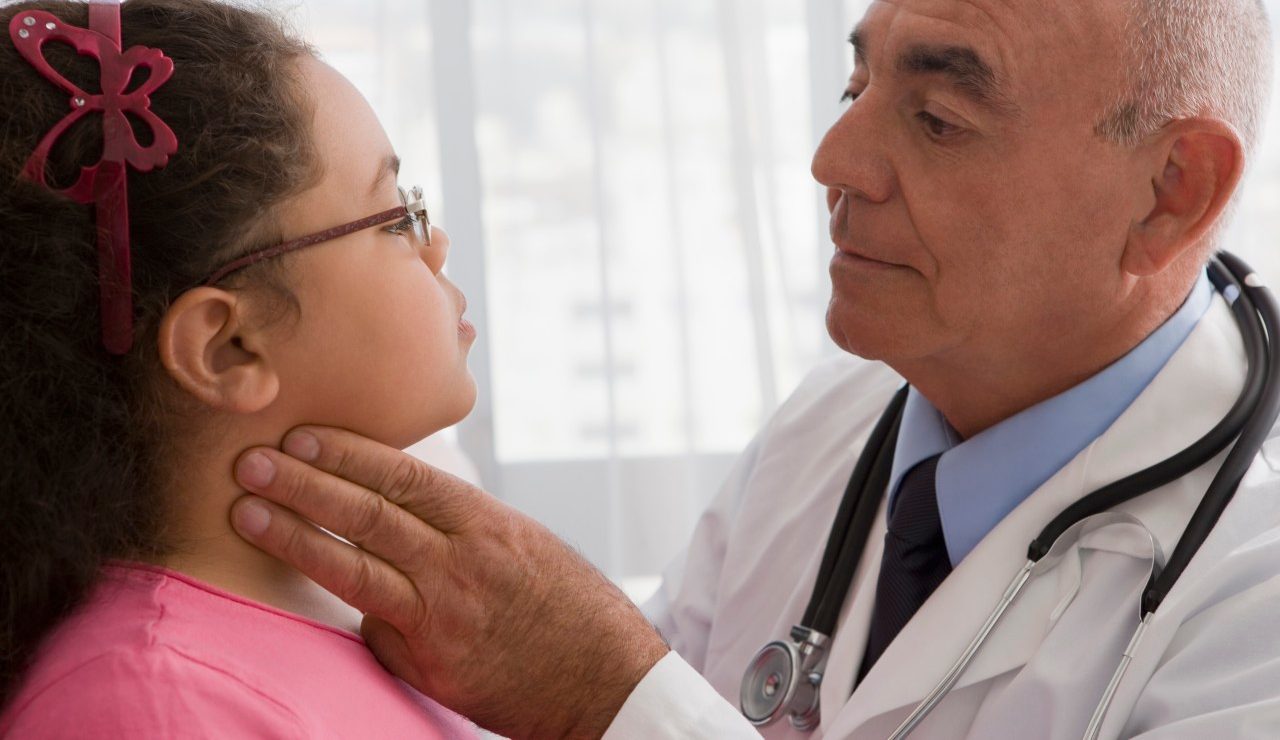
[{"xmin": 739, "ymin": 251, "xmax": 1280, "ymax": 739}]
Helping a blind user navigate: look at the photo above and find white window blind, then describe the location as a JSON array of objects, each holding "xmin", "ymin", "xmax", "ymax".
[{"xmin": 297, "ymin": 0, "xmax": 1280, "ymax": 588}]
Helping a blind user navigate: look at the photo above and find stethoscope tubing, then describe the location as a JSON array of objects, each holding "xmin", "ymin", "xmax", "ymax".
[
  {"xmin": 803, "ymin": 386, "xmax": 909, "ymax": 636},
  {"xmin": 1083, "ymin": 256, "xmax": 1280, "ymax": 739},
  {"xmin": 1081, "ymin": 612, "xmax": 1153, "ymax": 740},
  {"xmin": 1028, "ymin": 257, "xmax": 1267, "ymax": 564},
  {"xmin": 885, "ymin": 560, "xmax": 1036, "ymax": 740},
  {"xmin": 742, "ymin": 252, "xmax": 1279, "ymax": 737},
  {"xmin": 891, "ymin": 253, "xmax": 1280, "ymax": 739},
  {"xmin": 1146, "ymin": 252, "xmax": 1280, "ymax": 614}
]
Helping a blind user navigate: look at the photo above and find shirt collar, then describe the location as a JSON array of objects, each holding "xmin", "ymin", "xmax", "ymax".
[{"xmin": 887, "ymin": 271, "xmax": 1215, "ymax": 565}]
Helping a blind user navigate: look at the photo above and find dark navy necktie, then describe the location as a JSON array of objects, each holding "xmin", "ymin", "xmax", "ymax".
[{"xmin": 857, "ymin": 453, "xmax": 952, "ymax": 683}]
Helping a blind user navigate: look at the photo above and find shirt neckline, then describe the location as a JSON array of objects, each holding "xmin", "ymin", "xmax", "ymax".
[
  {"xmin": 104, "ymin": 559, "xmax": 366, "ymax": 645},
  {"xmin": 886, "ymin": 271, "xmax": 1215, "ymax": 565}
]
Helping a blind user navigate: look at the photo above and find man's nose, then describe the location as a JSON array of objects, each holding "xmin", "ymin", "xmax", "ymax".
[{"xmin": 811, "ymin": 95, "xmax": 893, "ymax": 206}]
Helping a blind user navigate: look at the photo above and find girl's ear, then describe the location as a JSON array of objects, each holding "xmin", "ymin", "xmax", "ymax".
[{"xmin": 157, "ymin": 288, "xmax": 280, "ymax": 414}]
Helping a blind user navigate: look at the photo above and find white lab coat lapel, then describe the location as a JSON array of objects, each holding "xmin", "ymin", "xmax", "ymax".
[
  {"xmin": 827, "ymin": 447, "xmax": 1095, "ymax": 736},
  {"xmin": 822, "ymin": 294, "xmax": 1246, "ymax": 739}
]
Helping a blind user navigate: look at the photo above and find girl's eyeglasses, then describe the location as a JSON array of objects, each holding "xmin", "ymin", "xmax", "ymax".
[{"xmin": 202, "ymin": 185, "xmax": 431, "ymax": 286}]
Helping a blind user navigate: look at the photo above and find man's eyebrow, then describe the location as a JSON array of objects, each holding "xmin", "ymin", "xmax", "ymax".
[
  {"xmin": 370, "ymin": 154, "xmax": 400, "ymax": 196},
  {"xmin": 898, "ymin": 44, "xmax": 1018, "ymax": 116},
  {"xmin": 849, "ymin": 28, "xmax": 867, "ymax": 64},
  {"xmin": 848, "ymin": 26, "xmax": 1019, "ymax": 118}
]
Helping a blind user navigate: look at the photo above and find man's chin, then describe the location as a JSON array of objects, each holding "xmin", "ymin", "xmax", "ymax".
[
  {"xmin": 825, "ymin": 302, "xmax": 932, "ymax": 364},
  {"xmin": 826, "ymin": 307, "xmax": 887, "ymax": 361}
]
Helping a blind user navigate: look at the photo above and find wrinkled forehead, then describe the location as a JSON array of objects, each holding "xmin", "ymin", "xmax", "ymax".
[{"xmin": 855, "ymin": 0, "xmax": 1126, "ymax": 103}]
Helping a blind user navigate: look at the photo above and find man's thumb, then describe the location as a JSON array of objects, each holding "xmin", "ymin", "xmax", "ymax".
[{"xmin": 362, "ymin": 614, "xmax": 426, "ymax": 691}]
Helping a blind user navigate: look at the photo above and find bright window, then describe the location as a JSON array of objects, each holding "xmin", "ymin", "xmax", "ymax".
[{"xmin": 298, "ymin": 1, "xmax": 1280, "ymax": 589}]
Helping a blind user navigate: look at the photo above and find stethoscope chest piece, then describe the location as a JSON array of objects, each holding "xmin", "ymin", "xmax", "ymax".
[{"xmin": 741, "ymin": 626, "xmax": 827, "ymax": 730}]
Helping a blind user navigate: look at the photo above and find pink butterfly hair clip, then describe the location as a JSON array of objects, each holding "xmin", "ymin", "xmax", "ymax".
[{"xmin": 10, "ymin": 0, "xmax": 179, "ymax": 355}]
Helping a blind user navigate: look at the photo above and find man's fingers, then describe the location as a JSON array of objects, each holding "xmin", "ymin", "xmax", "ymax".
[
  {"xmin": 233, "ymin": 447, "xmax": 444, "ymax": 578},
  {"xmin": 230, "ymin": 496, "xmax": 428, "ymax": 632},
  {"xmin": 279, "ymin": 426, "xmax": 490, "ymax": 533}
]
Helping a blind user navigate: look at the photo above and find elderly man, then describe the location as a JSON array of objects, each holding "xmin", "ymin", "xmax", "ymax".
[{"xmin": 229, "ymin": 0, "xmax": 1276, "ymax": 737}]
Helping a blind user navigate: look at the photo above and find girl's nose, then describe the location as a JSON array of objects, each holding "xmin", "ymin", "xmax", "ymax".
[{"xmin": 424, "ymin": 224, "xmax": 450, "ymax": 272}]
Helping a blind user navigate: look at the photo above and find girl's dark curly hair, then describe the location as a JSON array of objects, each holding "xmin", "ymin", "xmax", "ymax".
[{"xmin": 0, "ymin": 0, "xmax": 320, "ymax": 706}]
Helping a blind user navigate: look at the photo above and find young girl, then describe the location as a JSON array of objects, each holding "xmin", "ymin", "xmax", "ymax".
[{"xmin": 0, "ymin": 0, "xmax": 477, "ymax": 735}]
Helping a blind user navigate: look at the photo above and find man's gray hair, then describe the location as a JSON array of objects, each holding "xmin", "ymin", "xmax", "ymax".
[{"xmin": 1098, "ymin": 0, "xmax": 1274, "ymax": 158}]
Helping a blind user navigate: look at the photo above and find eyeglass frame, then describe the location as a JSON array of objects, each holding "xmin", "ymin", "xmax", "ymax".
[{"xmin": 202, "ymin": 185, "xmax": 432, "ymax": 286}]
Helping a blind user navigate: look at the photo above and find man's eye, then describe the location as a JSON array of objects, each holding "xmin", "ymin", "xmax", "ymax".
[
  {"xmin": 918, "ymin": 111, "xmax": 961, "ymax": 139},
  {"xmin": 840, "ymin": 89, "xmax": 860, "ymax": 104}
]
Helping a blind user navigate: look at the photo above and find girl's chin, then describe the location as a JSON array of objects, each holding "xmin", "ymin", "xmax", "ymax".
[
  {"xmin": 394, "ymin": 402, "xmax": 478, "ymax": 452},
  {"xmin": 314, "ymin": 375, "xmax": 477, "ymax": 453}
]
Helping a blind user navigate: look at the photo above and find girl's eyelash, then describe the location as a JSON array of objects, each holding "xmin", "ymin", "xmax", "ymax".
[{"xmin": 386, "ymin": 215, "xmax": 415, "ymax": 235}]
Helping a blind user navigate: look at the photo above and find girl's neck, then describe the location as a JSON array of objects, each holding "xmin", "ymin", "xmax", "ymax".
[{"xmin": 150, "ymin": 434, "xmax": 364, "ymax": 635}]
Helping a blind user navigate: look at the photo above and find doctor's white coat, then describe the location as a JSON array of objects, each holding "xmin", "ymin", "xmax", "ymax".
[{"xmin": 604, "ymin": 292, "xmax": 1280, "ymax": 739}]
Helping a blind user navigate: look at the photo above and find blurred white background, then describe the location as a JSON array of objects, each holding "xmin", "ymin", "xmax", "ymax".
[{"xmin": 289, "ymin": 0, "xmax": 1280, "ymax": 601}]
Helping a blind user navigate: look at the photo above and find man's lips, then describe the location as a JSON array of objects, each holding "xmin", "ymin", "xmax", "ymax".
[
  {"xmin": 828, "ymin": 213, "xmax": 904, "ymax": 267},
  {"xmin": 830, "ymin": 240, "xmax": 903, "ymax": 268}
]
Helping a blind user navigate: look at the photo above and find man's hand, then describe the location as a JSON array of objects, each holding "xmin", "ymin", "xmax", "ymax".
[{"xmin": 229, "ymin": 426, "xmax": 670, "ymax": 740}]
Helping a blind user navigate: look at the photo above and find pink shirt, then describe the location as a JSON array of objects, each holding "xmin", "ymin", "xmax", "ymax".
[{"xmin": 0, "ymin": 562, "xmax": 476, "ymax": 739}]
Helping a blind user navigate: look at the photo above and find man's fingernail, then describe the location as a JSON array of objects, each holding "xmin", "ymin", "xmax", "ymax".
[
  {"xmin": 283, "ymin": 431, "xmax": 320, "ymax": 462},
  {"xmin": 233, "ymin": 498, "xmax": 271, "ymax": 537},
  {"xmin": 236, "ymin": 452, "xmax": 276, "ymax": 489}
]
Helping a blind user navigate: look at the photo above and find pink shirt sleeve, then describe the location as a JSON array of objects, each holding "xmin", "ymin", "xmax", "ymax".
[{"xmin": 5, "ymin": 646, "xmax": 308, "ymax": 739}]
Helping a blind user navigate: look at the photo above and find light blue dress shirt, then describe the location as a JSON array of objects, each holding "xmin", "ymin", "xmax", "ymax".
[{"xmin": 887, "ymin": 273, "xmax": 1216, "ymax": 566}]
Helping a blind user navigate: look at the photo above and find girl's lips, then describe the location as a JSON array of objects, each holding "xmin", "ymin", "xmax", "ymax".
[{"xmin": 458, "ymin": 317, "xmax": 477, "ymax": 340}]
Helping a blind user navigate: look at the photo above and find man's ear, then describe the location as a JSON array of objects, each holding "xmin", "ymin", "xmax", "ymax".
[
  {"xmin": 157, "ymin": 287, "xmax": 280, "ymax": 414},
  {"xmin": 1123, "ymin": 118, "xmax": 1245, "ymax": 277}
]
